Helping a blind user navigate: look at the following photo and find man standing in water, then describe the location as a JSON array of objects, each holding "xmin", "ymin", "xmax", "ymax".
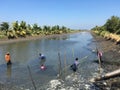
[
  {"xmin": 97, "ymin": 50, "xmax": 103, "ymax": 62},
  {"xmin": 39, "ymin": 53, "xmax": 46, "ymax": 70},
  {"xmin": 5, "ymin": 52, "xmax": 12, "ymax": 66},
  {"xmin": 70, "ymin": 58, "xmax": 79, "ymax": 72},
  {"xmin": 39, "ymin": 53, "xmax": 46, "ymax": 60}
]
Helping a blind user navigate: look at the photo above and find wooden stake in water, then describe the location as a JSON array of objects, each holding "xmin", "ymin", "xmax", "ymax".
[
  {"xmin": 64, "ymin": 51, "xmax": 67, "ymax": 79},
  {"xmin": 98, "ymin": 57, "xmax": 102, "ymax": 73},
  {"xmin": 58, "ymin": 52, "xmax": 62, "ymax": 79},
  {"xmin": 96, "ymin": 48, "xmax": 102, "ymax": 73},
  {"xmin": 72, "ymin": 48, "xmax": 74, "ymax": 59},
  {"xmin": 27, "ymin": 65, "xmax": 36, "ymax": 90}
]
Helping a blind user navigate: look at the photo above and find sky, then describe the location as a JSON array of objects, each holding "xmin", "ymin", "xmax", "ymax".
[{"xmin": 0, "ymin": 0, "xmax": 120, "ymax": 30}]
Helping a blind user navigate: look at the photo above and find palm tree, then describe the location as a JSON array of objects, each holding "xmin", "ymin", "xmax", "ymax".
[
  {"xmin": 0, "ymin": 22, "xmax": 9, "ymax": 30},
  {"xmin": 12, "ymin": 21, "xmax": 19, "ymax": 31},
  {"xmin": 0, "ymin": 22, "xmax": 9, "ymax": 34},
  {"xmin": 32, "ymin": 23, "xmax": 39, "ymax": 30},
  {"xmin": 20, "ymin": 21, "xmax": 27, "ymax": 30}
]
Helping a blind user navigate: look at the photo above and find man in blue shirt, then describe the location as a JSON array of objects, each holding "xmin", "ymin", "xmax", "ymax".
[
  {"xmin": 70, "ymin": 58, "xmax": 79, "ymax": 72},
  {"xmin": 39, "ymin": 53, "xmax": 46, "ymax": 60}
]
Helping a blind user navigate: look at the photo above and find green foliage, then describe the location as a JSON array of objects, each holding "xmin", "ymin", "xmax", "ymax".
[
  {"xmin": 20, "ymin": 21, "xmax": 27, "ymax": 30},
  {"xmin": 0, "ymin": 31, "xmax": 6, "ymax": 39},
  {"xmin": 92, "ymin": 16, "xmax": 120, "ymax": 44},
  {"xmin": 115, "ymin": 28, "xmax": 120, "ymax": 34},
  {"xmin": 26, "ymin": 30, "xmax": 32, "ymax": 36},
  {"xmin": 0, "ymin": 20, "xmax": 78, "ymax": 39},
  {"xmin": 0, "ymin": 22, "xmax": 9, "ymax": 31},
  {"xmin": 7, "ymin": 30, "xmax": 17, "ymax": 39},
  {"xmin": 32, "ymin": 23, "xmax": 39, "ymax": 30},
  {"xmin": 100, "ymin": 31, "xmax": 106, "ymax": 36},
  {"xmin": 104, "ymin": 16, "xmax": 120, "ymax": 33},
  {"xmin": 0, "ymin": 35, "xmax": 6, "ymax": 39},
  {"xmin": 12, "ymin": 21, "xmax": 19, "ymax": 31},
  {"xmin": 92, "ymin": 16, "xmax": 120, "ymax": 35},
  {"xmin": 17, "ymin": 30, "xmax": 26, "ymax": 37}
]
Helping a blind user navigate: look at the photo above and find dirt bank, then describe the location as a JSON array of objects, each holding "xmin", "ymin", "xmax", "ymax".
[{"xmin": 91, "ymin": 32, "xmax": 120, "ymax": 90}]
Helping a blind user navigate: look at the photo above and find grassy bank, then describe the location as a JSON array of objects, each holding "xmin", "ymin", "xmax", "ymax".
[{"xmin": 92, "ymin": 30, "xmax": 120, "ymax": 45}]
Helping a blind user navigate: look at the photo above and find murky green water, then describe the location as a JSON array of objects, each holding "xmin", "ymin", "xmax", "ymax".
[{"xmin": 0, "ymin": 32, "xmax": 99, "ymax": 90}]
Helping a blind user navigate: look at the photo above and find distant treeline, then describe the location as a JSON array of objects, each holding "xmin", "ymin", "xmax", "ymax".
[
  {"xmin": 0, "ymin": 21, "xmax": 79, "ymax": 39},
  {"xmin": 92, "ymin": 16, "xmax": 120, "ymax": 44},
  {"xmin": 91, "ymin": 16, "xmax": 120, "ymax": 34}
]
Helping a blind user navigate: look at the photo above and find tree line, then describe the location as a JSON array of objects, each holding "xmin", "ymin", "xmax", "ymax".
[
  {"xmin": 0, "ymin": 21, "xmax": 77, "ymax": 39},
  {"xmin": 91, "ymin": 16, "xmax": 120, "ymax": 34},
  {"xmin": 91, "ymin": 16, "xmax": 120, "ymax": 44}
]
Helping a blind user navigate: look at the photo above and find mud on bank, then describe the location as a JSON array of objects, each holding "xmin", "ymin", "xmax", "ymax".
[{"xmin": 91, "ymin": 32, "xmax": 120, "ymax": 90}]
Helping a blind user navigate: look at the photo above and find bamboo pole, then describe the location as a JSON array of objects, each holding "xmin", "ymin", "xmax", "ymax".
[
  {"xmin": 90, "ymin": 68, "xmax": 120, "ymax": 82},
  {"xmin": 72, "ymin": 48, "xmax": 74, "ymax": 60},
  {"xmin": 27, "ymin": 65, "xmax": 37, "ymax": 90},
  {"xmin": 58, "ymin": 52, "xmax": 62, "ymax": 79},
  {"xmin": 96, "ymin": 48, "xmax": 102, "ymax": 73},
  {"xmin": 64, "ymin": 51, "xmax": 67, "ymax": 79},
  {"xmin": 98, "ymin": 56, "xmax": 102, "ymax": 73}
]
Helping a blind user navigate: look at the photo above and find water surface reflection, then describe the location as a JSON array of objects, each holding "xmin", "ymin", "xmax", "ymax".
[{"xmin": 6, "ymin": 65, "xmax": 12, "ymax": 79}]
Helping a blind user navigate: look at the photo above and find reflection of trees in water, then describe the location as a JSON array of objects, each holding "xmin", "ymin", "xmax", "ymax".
[
  {"xmin": 49, "ymin": 35, "xmax": 69, "ymax": 40},
  {"xmin": 6, "ymin": 65, "xmax": 12, "ymax": 79}
]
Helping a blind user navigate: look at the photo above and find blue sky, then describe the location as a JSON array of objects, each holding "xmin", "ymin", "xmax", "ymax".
[{"xmin": 0, "ymin": 0, "xmax": 120, "ymax": 29}]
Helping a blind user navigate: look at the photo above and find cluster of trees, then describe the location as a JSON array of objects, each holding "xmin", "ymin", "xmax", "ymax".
[
  {"xmin": 91, "ymin": 16, "xmax": 120, "ymax": 34},
  {"xmin": 0, "ymin": 21, "xmax": 75, "ymax": 39},
  {"xmin": 91, "ymin": 16, "xmax": 120, "ymax": 44}
]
